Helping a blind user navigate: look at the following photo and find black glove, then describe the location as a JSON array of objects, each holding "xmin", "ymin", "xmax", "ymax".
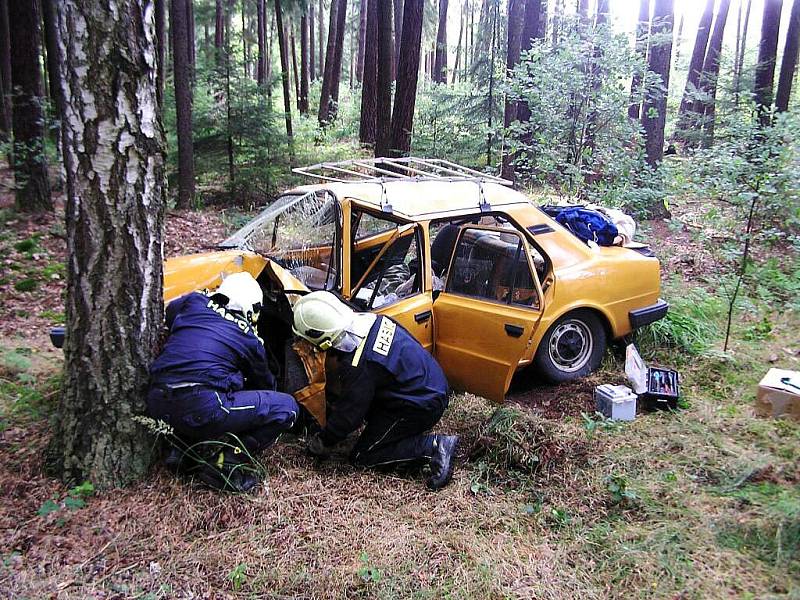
[{"xmin": 306, "ymin": 432, "xmax": 333, "ymax": 458}]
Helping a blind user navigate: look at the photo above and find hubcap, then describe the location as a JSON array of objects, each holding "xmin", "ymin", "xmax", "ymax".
[{"xmin": 548, "ymin": 319, "xmax": 593, "ymax": 373}]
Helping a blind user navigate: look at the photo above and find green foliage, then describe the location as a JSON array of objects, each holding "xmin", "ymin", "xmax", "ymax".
[
  {"xmin": 604, "ymin": 474, "xmax": 638, "ymax": 506},
  {"xmin": 507, "ymin": 20, "xmax": 659, "ymax": 206},
  {"xmin": 356, "ymin": 552, "xmax": 383, "ymax": 583},
  {"xmin": 638, "ymin": 284, "xmax": 724, "ymax": 356},
  {"xmin": 13, "ymin": 279, "xmax": 38, "ymax": 292},
  {"xmin": 37, "ymin": 481, "xmax": 95, "ymax": 518},
  {"xmin": 227, "ymin": 562, "xmax": 248, "ymax": 591},
  {"xmin": 581, "ymin": 411, "xmax": 624, "ymax": 437}
]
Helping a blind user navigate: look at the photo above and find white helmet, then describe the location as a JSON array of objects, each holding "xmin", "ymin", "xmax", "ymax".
[
  {"xmin": 292, "ymin": 291, "xmax": 354, "ymax": 350},
  {"xmin": 216, "ymin": 272, "xmax": 263, "ymax": 323}
]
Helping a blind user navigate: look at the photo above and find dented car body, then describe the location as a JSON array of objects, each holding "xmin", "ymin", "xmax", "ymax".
[{"xmin": 161, "ymin": 159, "xmax": 667, "ymax": 407}]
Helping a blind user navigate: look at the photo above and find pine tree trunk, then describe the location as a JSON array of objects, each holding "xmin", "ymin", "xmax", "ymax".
[
  {"xmin": 695, "ymin": 0, "xmax": 732, "ymax": 147},
  {"xmin": 300, "ymin": 14, "xmax": 310, "ymax": 113},
  {"xmin": 215, "ymin": 0, "xmax": 224, "ymax": 53},
  {"xmin": 243, "ymin": 0, "xmax": 250, "ymax": 78},
  {"xmin": 642, "ymin": 0, "xmax": 674, "ymax": 176},
  {"xmin": 41, "ymin": 0, "xmax": 66, "ymax": 136},
  {"xmin": 257, "ymin": 0, "xmax": 266, "ymax": 84},
  {"xmin": 0, "ymin": 0, "xmax": 10, "ymax": 145},
  {"xmin": 330, "ymin": 0, "xmax": 349, "ymax": 112},
  {"xmin": 734, "ymin": 0, "xmax": 752, "ymax": 105},
  {"xmin": 9, "ymin": 0, "xmax": 51, "ymax": 212},
  {"xmin": 319, "ymin": 0, "xmax": 326, "ymax": 76},
  {"xmin": 775, "ymin": 0, "xmax": 800, "ymax": 112},
  {"xmin": 500, "ymin": 0, "xmax": 524, "ymax": 180},
  {"xmin": 171, "ymin": 0, "xmax": 195, "ymax": 208},
  {"xmin": 50, "ymin": 0, "xmax": 166, "ymax": 490},
  {"xmin": 374, "ymin": 0, "xmax": 393, "ymax": 155},
  {"xmin": 433, "ymin": 0, "xmax": 449, "ymax": 83},
  {"xmin": 290, "ymin": 20, "xmax": 301, "ymax": 104},
  {"xmin": 310, "ymin": 1, "xmax": 316, "ymax": 79},
  {"xmin": 754, "ymin": 0, "xmax": 783, "ymax": 124},
  {"xmin": 359, "ymin": 0, "xmax": 378, "ymax": 145},
  {"xmin": 584, "ymin": 0, "xmax": 609, "ymax": 157},
  {"xmin": 388, "ymin": 0, "xmax": 423, "ymax": 156},
  {"xmin": 318, "ymin": 0, "xmax": 339, "ymax": 123},
  {"xmin": 451, "ymin": 2, "xmax": 464, "ymax": 84},
  {"xmin": 155, "ymin": 0, "xmax": 167, "ymax": 107},
  {"xmin": 628, "ymin": 0, "xmax": 650, "ymax": 119},
  {"xmin": 275, "ymin": 0, "xmax": 296, "ymax": 156},
  {"xmin": 516, "ymin": 0, "xmax": 543, "ymax": 125},
  {"xmin": 394, "ymin": 0, "xmax": 404, "ymax": 80},
  {"xmin": 188, "ymin": 0, "xmax": 196, "ymax": 77},
  {"xmin": 357, "ymin": 0, "xmax": 368, "ymax": 82},
  {"xmin": 674, "ymin": 0, "xmax": 713, "ymax": 140}
]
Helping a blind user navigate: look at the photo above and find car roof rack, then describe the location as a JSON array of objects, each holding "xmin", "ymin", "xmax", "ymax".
[{"xmin": 292, "ymin": 157, "xmax": 513, "ymax": 187}]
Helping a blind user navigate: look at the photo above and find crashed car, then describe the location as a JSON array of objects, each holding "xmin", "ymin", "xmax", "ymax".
[{"xmin": 159, "ymin": 158, "xmax": 667, "ymax": 406}]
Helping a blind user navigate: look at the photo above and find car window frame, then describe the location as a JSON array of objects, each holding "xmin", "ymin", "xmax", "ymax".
[{"xmin": 442, "ymin": 224, "xmax": 545, "ymax": 312}]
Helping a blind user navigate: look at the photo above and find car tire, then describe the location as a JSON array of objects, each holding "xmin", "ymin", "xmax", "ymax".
[{"xmin": 533, "ymin": 309, "xmax": 607, "ymax": 383}]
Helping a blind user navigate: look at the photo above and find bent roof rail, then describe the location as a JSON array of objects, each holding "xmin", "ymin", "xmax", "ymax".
[{"xmin": 292, "ymin": 157, "xmax": 514, "ymax": 187}]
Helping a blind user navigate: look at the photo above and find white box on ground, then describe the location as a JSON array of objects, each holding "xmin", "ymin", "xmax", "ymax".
[{"xmin": 595, "ymin": 384, "xmax": 637, "ymax": 421}]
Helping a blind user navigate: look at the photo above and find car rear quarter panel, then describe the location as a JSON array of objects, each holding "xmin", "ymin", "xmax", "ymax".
[{"xmin": 519, "ymin": 247, "xmax": 661, "ymax": 363}]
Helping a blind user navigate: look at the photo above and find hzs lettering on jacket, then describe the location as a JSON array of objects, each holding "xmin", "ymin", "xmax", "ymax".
[
  {"xmin": 372, "ymin": 318, "xmax": 396, "ymax": 356},
  {"xmin": 206, "ymin": 297, "xmax": 258, "ymax": 338}
]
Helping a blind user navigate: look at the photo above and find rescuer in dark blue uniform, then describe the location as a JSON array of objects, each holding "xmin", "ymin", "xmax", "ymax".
[
  {"xmin": 147, "ymin": 272, "xmax": 299, "ymax": 491},
  {"xmin": 292, "ymin": 291, "xmax": 459, "ymax": 490}
]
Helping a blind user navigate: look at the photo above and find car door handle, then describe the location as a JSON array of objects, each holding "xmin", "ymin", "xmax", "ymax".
[
  {"xmin": 414, "ymin": 310, "xmax": 432, "ymax": 323},
  {"xmin": 505, "ymin": 323, "xmax": 524, "ymax": 337}
]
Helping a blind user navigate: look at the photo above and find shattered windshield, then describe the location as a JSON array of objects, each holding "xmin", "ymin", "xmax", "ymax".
[{"xmin": 221, "ymin": 190, "xmax": 339, "ymax": 290}]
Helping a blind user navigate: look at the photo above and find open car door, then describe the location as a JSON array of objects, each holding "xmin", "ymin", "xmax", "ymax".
[
  {"xmin": 346, "ymin": 208, "xmax": 433, "ymax": 351},
  {"xmin": 433, "ymin": 226, "xmax": 545, "ymax": 402}
]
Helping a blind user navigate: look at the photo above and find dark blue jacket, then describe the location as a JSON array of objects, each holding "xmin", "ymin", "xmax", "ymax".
[
  {"xmin": 149, "ymin": 292, "xmax": 276, "ymax": 392},
  {"xmin": 322, "ymin": 316, "xmax": 449, "ymax": 444}
]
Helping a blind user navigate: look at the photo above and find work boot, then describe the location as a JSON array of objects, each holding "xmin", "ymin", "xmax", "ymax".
[
  {"xmin": 193, "ymin": 447, "xmax": 260, "ymax": 493},
  {"xmin": 426, "ymin": 435, "xmax": 459, "ymax": 491}
]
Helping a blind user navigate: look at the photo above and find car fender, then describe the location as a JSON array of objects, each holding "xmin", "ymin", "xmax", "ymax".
[{"xmin": 521, "ymin": 301, "xmax": 616, "ymax": 365}]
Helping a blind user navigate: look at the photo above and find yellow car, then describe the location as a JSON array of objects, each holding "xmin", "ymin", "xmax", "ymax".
[{"xmin": 162, "ymin": 158, "xmax": 667, "ymax": 405}]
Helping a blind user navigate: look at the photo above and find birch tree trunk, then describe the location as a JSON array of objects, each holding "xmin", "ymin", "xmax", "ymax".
[{"xmin": 49, "ymin": 0, "xmax": 166, "ymax": 489}]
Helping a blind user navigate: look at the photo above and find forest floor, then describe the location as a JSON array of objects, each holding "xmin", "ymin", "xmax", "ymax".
[{"xmin": 0, "ymin": 189, "xmax": 799, "ymax": 598}]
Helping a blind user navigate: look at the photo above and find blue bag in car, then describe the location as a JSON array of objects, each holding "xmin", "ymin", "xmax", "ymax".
[{"xmin": 555, "ymin": 207, "xmax": 619, "ymax": 246}]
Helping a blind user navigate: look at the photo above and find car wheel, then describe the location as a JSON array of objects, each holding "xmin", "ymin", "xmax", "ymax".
[{"xmin": 533, "ymin": 310, "xmax": 607, "ymax": 383}]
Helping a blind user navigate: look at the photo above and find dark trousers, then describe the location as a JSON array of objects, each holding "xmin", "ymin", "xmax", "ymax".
[
  {"xmin": 350, "ymin": 400, "xmax": 445, "ymax": 468},
  {"xmin": 147, "ymin": 386, "xmax": 299, "ymax": 453}
]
